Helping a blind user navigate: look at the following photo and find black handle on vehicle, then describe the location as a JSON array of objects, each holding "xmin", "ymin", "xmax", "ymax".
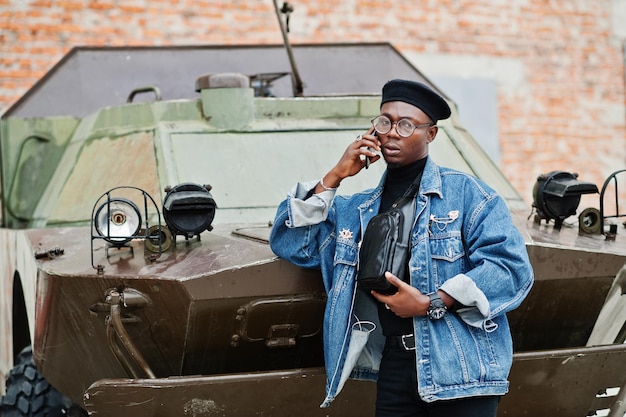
[{"xmin": 126, "ymin": 86, "xmax": 162, "ymax": 103}]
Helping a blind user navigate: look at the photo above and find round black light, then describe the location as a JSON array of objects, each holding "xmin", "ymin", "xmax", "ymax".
[
  {"xmin": 162, "ymin": 183, "xmax": 217, "ymax": 239},
  {"xmin": 579, "ymin": 207, "xmax": 602, "ymax": 234},
  {"xmin": 532, "ymin": 171, "xmax": 598, "ymax": 229},
  {"xmin": 94, "ymin": 198, "xmax": 142, "ymax": 245}
]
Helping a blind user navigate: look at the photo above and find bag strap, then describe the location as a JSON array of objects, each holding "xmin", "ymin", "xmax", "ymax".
[
  {"xmin": 390, "ymin": 175, "xmax": 421, "ymax": 210},
  {"xmin": 389, "ymin": 177, "xmax": 420, "ymax": 246}
]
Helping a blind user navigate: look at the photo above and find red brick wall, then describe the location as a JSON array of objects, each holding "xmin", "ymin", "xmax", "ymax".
[{"xmin": 1, "ymin": 0, "xmax": 625, "ymax": 207}]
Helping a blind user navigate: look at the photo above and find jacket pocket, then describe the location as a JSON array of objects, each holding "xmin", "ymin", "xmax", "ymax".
[
  {"xmin": 334, "ymin": 240, "xmax": 359, "ymax": 267},
  {"xmin": 429, "ymin": 232, "xmax": 465, "ymax": 262},
  {"xmin": 429, "ymin": 232, "xmax": 465, "ymax": 286}
]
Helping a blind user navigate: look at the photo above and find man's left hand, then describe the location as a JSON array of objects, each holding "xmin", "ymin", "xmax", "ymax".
[{"xmin": 370, "ymin": 272, "xmax": 430, "ymax": 318}]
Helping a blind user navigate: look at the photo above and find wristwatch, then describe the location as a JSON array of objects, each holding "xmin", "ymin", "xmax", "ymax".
[{"xmin": 427, "ymin": 292, "xmax": 448, "ymax": 320}]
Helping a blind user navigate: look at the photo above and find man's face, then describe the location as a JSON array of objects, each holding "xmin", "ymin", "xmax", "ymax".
[{"xmin": 378, "ymin": 101, "xmax": 438, "ymax": 168}]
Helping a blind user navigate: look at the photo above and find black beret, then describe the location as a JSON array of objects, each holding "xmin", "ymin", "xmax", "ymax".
[{"xmin": 381, "ymin": 79, "xmax": 451, "ymax": 122}]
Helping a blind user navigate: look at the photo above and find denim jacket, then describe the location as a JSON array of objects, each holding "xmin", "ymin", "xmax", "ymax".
[{"xmin": 269, "ymin": 157, "xmax": 534, "ymax": 407}]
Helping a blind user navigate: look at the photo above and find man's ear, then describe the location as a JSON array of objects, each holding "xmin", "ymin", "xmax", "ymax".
[{"xmin": 427, "ymin": 126, "xmax": 438, "ymax": 143}]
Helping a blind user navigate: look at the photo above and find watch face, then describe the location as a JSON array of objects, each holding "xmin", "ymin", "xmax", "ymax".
[{"xmin": 428, "ymin": 306, "xmax": 447, "ymax": 320}]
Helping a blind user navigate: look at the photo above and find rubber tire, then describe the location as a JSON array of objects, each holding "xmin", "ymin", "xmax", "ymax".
[{"xmin": 0, "ymin": 346, "xmax": 85, "ymax": 417}]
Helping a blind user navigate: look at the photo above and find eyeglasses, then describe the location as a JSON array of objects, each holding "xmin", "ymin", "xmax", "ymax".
[{"xmin": 371, "ymin": 115, "xmax": 434, "ymax": 138}]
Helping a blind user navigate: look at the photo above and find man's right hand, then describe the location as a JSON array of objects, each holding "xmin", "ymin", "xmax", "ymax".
[{"xmin": 315, "ymin": 128, "xmax": 381, "ymax": 193}]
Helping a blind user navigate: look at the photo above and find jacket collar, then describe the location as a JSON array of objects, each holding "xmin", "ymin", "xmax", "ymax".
[{"xmin": 419, "ymin": 156, "xmax": 443, "ymax": 198}]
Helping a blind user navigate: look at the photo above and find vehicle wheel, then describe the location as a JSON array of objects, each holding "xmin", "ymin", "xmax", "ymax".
[{"xmin": 0, "ymin": 346, "xmax": 86, "ymax": 417}]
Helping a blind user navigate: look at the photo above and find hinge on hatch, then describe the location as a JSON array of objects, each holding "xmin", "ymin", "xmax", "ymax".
[{"xmin": 34, "ymin": 246, "xmax": 64, "ymax": 260}]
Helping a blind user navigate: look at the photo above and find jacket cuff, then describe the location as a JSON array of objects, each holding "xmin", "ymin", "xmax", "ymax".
[
  {"xmin": 439, "ymin": 274, "xmax": 494, "ymax": 330},
  {"xmin": 286, "ymin": 180, "xmax": 335, "ymax": 227}
]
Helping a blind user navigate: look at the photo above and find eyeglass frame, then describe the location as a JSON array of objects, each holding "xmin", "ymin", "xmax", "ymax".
[{"xmin": 370, "ymin": 115, "xmax": 435, "ymax": 138}]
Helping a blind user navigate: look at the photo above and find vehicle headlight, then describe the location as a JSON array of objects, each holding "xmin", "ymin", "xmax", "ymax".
[{"xmin": 94, "ymin": 198, "xmax": 142, "ymax": 244}]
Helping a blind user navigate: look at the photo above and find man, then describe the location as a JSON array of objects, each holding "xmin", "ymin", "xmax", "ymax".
[{"xmin": 269, "ymin": 79, "xmax": 534, "ymax": 417}]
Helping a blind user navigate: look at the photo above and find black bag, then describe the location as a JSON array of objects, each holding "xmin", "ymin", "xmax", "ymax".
[{"xmin": 357, "ymin": 186, "xmax": 418, "ymax": 295}]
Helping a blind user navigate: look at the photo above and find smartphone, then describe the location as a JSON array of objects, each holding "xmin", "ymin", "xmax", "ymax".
[{"xmin": 365, "ymin": 131, "xmax": 377, "ymax": 169}]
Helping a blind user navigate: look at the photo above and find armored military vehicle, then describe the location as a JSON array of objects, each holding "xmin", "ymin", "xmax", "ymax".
[{"xmin": 1, "ymin": 35, "xmax": 625, "ymax": 417}]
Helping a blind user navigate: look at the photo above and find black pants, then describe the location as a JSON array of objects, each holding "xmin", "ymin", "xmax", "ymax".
[{"xmin": 375, "ymin": 346, "xmax": 501, "ymax": 417}]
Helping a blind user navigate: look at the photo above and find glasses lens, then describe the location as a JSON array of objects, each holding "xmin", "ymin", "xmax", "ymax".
[
  {"xmin": 372, "ymin": 116, "xmax": 391, "ymax": 134},
  {"xmin": 396, "ymin": 119, "xmax": 416, "ymax": 137}
]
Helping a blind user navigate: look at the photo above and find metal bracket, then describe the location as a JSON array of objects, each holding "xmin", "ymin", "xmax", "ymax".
[
  {"xmin": 232, "ymin": 294, "xmax": 324, "ymax": 348},
  {"xmin": 266, "ymin": 324, "xmax": 299, "ymax": 348}
]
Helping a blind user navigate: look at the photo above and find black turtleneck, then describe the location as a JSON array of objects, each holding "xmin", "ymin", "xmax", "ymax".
[
  {"xmin": 379, "ymin": 157, "xmax": 427, "ymax": 213},
  {"xmin": 376, "ymin": 156, "xmax": 427, "ymax": 336}
]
